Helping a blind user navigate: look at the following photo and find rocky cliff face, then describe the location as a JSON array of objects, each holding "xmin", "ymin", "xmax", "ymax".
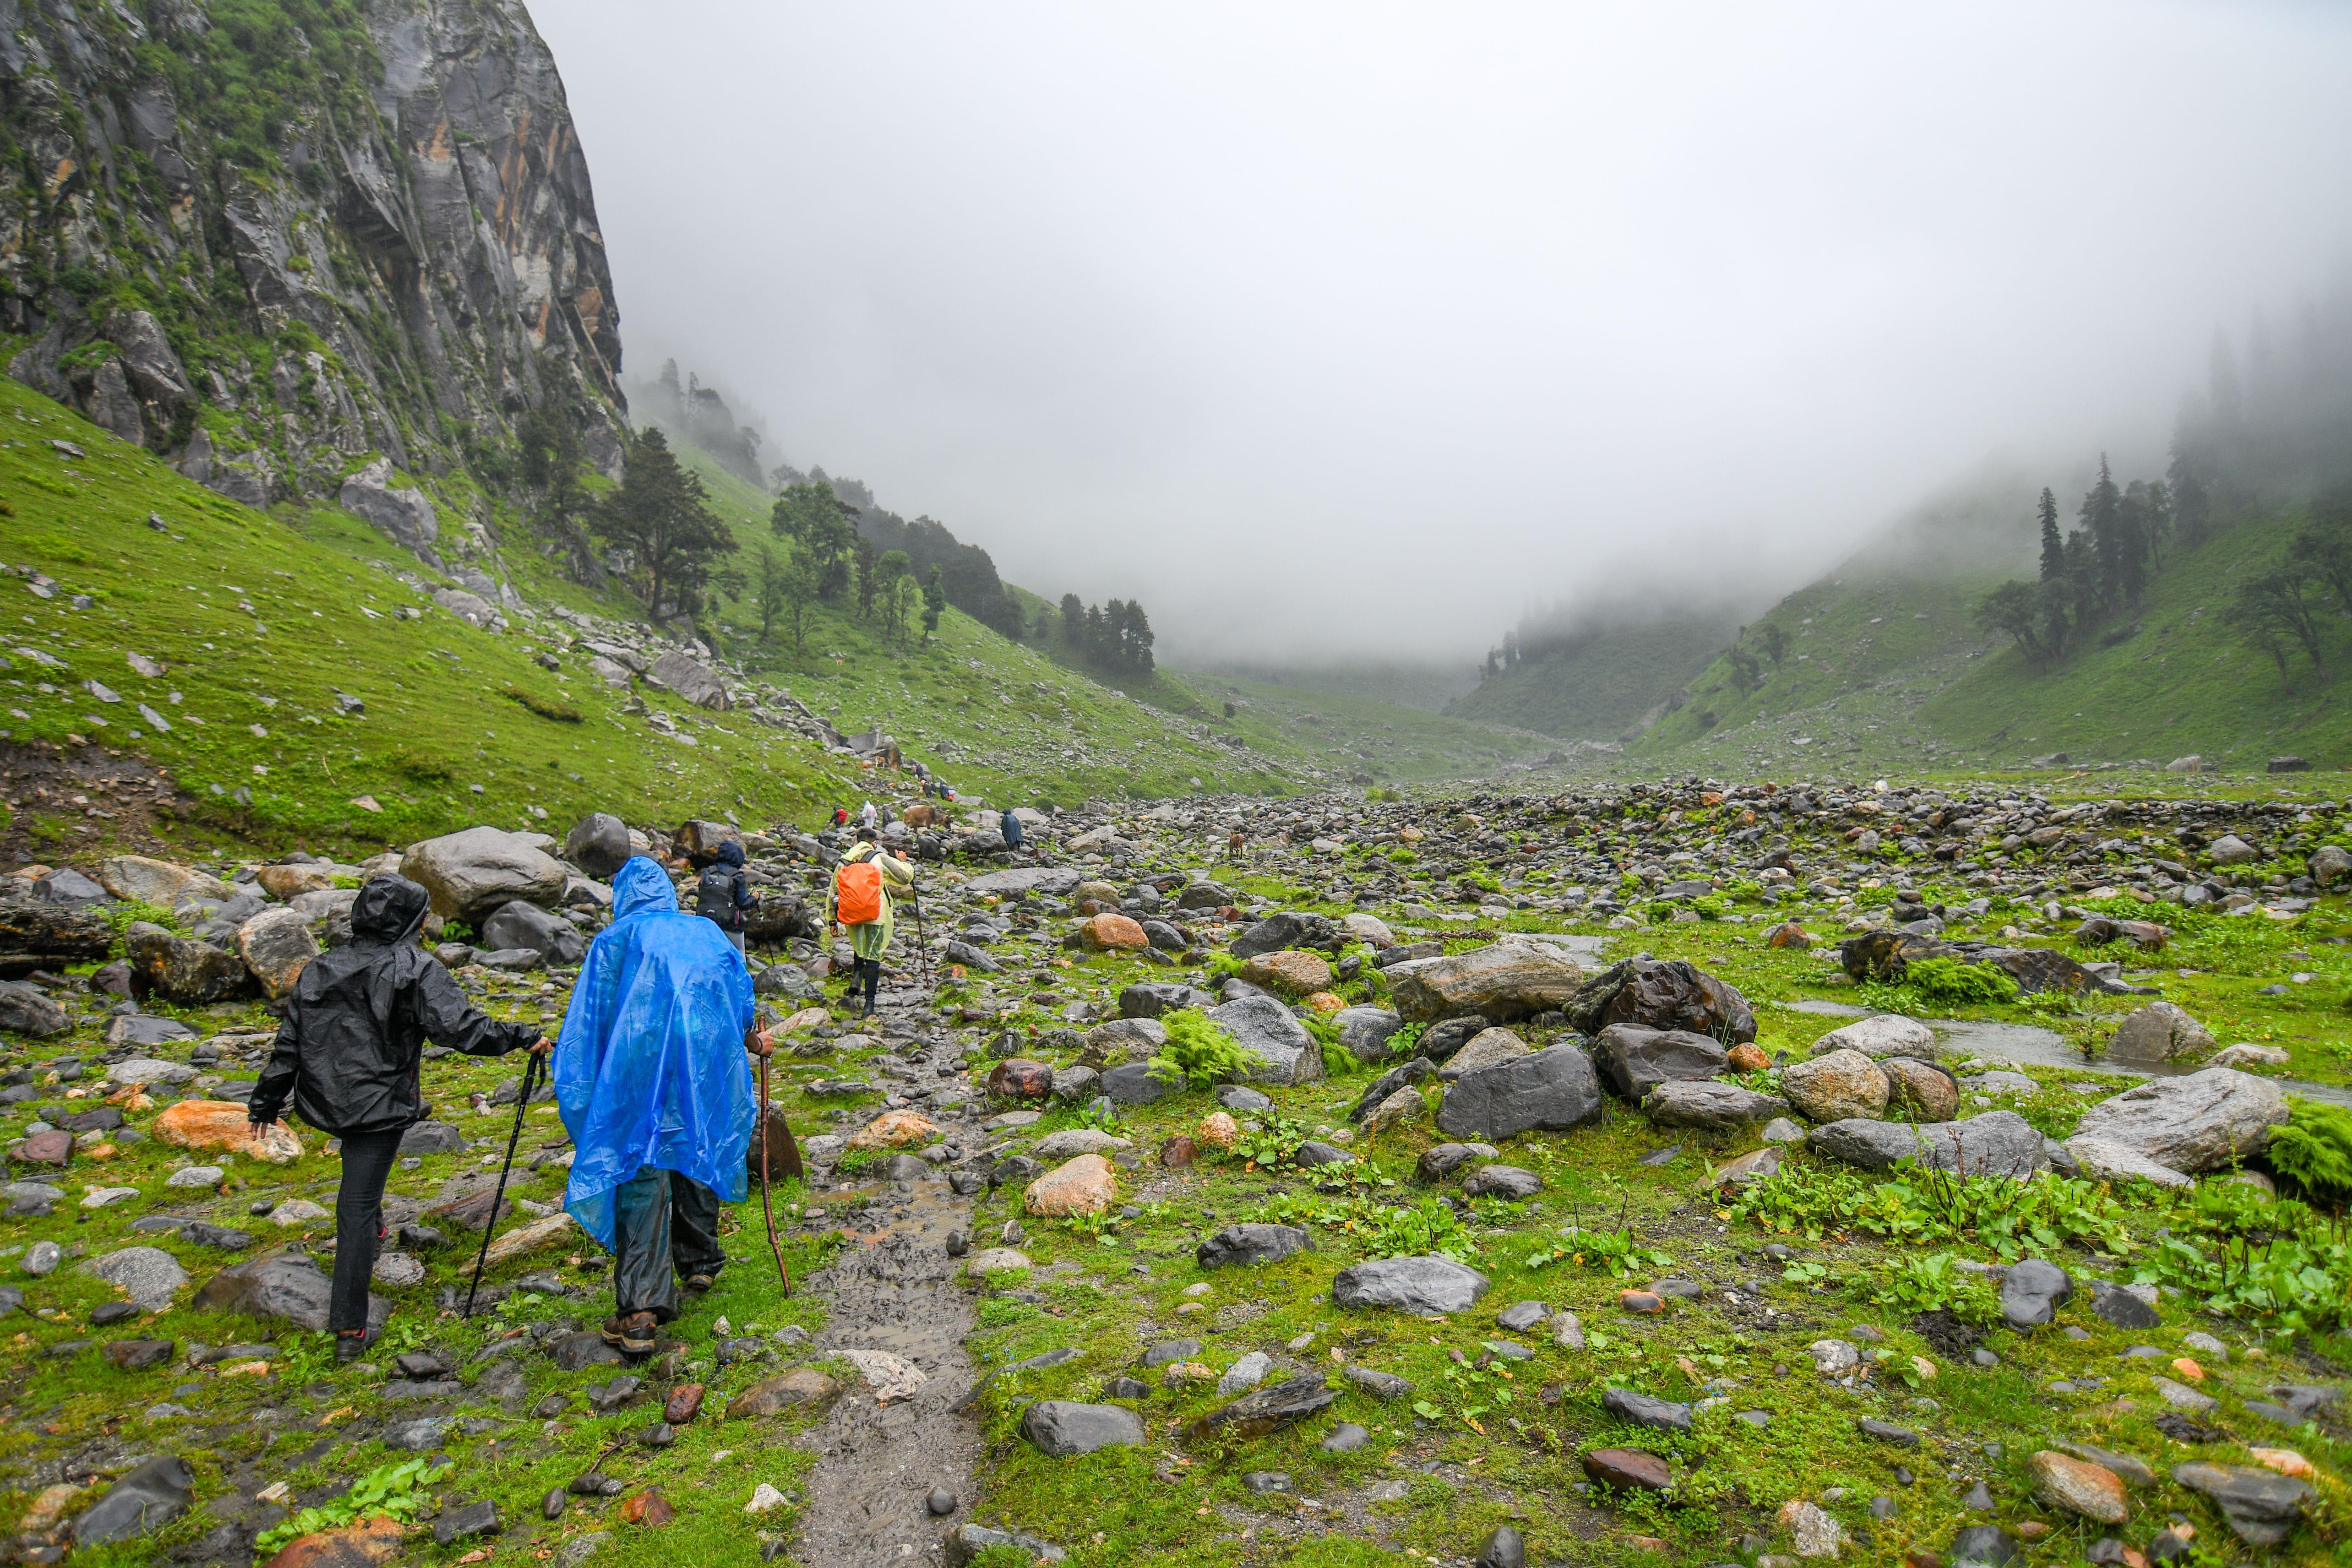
[{"xmin": 0, "ymin": 0, "xmax": 623, "ymax": 542}]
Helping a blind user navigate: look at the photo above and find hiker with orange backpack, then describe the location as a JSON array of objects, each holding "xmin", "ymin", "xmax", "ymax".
[{"xmin": 829, "ymin": 825, "xmax": 916, "ymax": 1017}]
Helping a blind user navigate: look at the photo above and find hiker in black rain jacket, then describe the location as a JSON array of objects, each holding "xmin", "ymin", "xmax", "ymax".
[{"xmin": 248, "ymin": 874, "xmax": 549, "ymax": 1358}]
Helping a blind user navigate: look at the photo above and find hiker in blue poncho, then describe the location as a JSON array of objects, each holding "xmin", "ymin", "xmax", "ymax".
[{"xmin": 555, "ymin": 857, "xmax": 773, "ymax": 1354}]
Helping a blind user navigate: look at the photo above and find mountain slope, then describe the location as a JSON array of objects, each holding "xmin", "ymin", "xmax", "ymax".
[{"xmin": 1444, "ymin": 613, "xmax": 1733, "ymax": 741}]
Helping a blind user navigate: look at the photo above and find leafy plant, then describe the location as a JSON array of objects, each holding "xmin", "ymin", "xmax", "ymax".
[
  {"xmin": 253, "ymin": 1459, "xmax": 449, "ymax": 1554},
  {"xmin": 1525, "ymin": 1223, "xmax": 1674, "ymax": 1277},
  {"xmin": 1902, "ymin": 956, "xmax": 2020, "ymax": 1005},
  {"xmin": 1263, "ymin": 1190, "xmax": 1480, "ymax": 1262},
  {"xmin": 2264, "ymin": 1098, "xmax": 2352, "ymax": 1203},
  {"xmin": 1230, "ymin": 1111, "xmax": 1312, "ymax": 1167},
  {"xmin": 1861, "ymin": 1251, "xmax": 2001, "ymax": 1326},
  {"xmin": 1147, "ymin": 1008, "xmax": 1251, "ymax": 1089}
]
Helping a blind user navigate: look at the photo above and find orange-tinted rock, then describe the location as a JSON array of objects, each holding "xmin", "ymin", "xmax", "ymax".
[
  {"xmin": 152, "ymin": 1100, "xmax": 304, "ymax": 1164},
  {"xmin": 729, "ymin": 1369, "xmax": 839, "ymax": 1416},
  {"xmin": 1766, "ymin": 921, "xmax": 1812, "ymax": 950},
  {"xmin": 1078, "ymin": 914, "xmax": 1149, "ymax": 953},
  {"xmin": 1240, "ymin": 950, "xmax": 1333, "ymax": 995},
  {"xmin": 261, "ymin": 1516, "xmax": 406, "ymax": 1568},
  {"xmin": 1025, "ymin": 1153, "xmax": 1117, "ymax": 1217},
  {"xmin": 986, "ymin": 1059, "xmax": 1053, "ymax": 1100},
  {"xmin": 1619, "ymin": 1290, "xmax": 1664, "ymax": 1314},
  {"xmin": 255, "ymin": 864, "xmax": 337, "ymax": 901},
  {"xmin": 619, "ymin": 1487, "xmax": 674, "ymax": 1527},
  {"xmin": 1305, "ymin": 991, "xmax": 1347, "ymax": 1013},
  {"xmin": 1726, "ymin": 1042, "xmax": 1770, "ymax": 1073},
  {"xmin": 1584, "ymin": 1448, "xmax": 1673, "ymax": 1491},
  {"xmin": 14, "ymin": 1129, "xmax": 72, "ymax": 1165},
  {"xmin": 664, "ymin": 1383, "xmax": 704, "ymax": 1424},
  {"xmin": 1195, "ymin": 1112, "xmax": 1239, "ymax": 1151},
  {"xmin": 847, "ymin": 1110, "xmax": 941, "ymax": 1151},
  {"xmin": 2026, "ymin": 1451, "xmax": 2126, "ymax": 1524}
]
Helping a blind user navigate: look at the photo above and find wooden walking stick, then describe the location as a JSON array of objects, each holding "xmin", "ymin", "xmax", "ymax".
[{"xmin": 754, "ymin": 1042, "xmax": 798, "ymax": 1296}]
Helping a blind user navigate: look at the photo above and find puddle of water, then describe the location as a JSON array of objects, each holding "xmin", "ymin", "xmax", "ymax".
[
  {"xmin": 1785, "ymin": 999, "xmax": 1870, "ymax": 1018},
  {"xmin": 1928, "ymin": 1017, "xmax": 2352, "ymax": 1108}
]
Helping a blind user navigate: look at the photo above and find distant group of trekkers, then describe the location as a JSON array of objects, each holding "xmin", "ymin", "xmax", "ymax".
[{"xmin": 247, "ymin": 784, "xmax": 1032, "ymax": 1366}]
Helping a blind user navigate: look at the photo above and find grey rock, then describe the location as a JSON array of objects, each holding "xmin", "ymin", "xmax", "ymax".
[
  {"xmin": 340, "ymin": 458, "xmax": 439, "ymax": 554},
  {"xmin": 1334, "ymin": 1006, "xmax": 1405, "ymax": 1062},
  {"xmin": 1019, "ymin": 1401, "xmax": 1147, "ymax": 1457},
  {"xmin": 1333, "ymin": 1255, "xmax": 1490, "ymax": 1315},
  {"xmin": 1197, "ymin": 1224, "xmax": 1313, "ymax": 1269},
  {"xmin": 1343, "ymin": 1365, "xmax": 1412, "ymax": 1398},
  {"xmin": 194, "ymin": 1253, "xmax": 387, "ymax": 1333},
  {"xmin": 400, "ymin": 828, "xmax": 569, "ymax": 925},
  {"xmin": 1206, "ymin": 993, "xmax": 1324, "ymax": 1086},
  {"xmin": 70, "ymin": 1454, "xmax": 192, "ymax": 1545},
  {"xmin": 1644, "ymin": 1080, "xmax": 1789, "ymax": 1130},
  {"xmin": 1099, "ymin": 1063, "xmax": 1175, "ymax": 1105},
  {"xmin": 1462, "ymin": 1164, "xmax": 1543, "ymax": 1200},
  {"xmin": 1437, "ymin": 1026, "xmax": 1532, "ymax": 1081},
  {"xmin": 943, "ymin": 1523, "xmax": 1067, "ymax": 1565},
  {"xmin": 433, "ymin": 1499, "xmax": 500, "ymax": 1547},
  {"xmin": 2000, "ymin": 1258, "xmax": 2072, "ymax": 1329},
  {"xmin": 1602, "ymin": 1386, "xmax": 1692, "ymax": 1432},
  {"xmin": 2069, "ymin": 1069, "xmax": 2289, "ymax": 1173},
  {"xmin": 1475, "ymin": 1525, "xmax": 1527, "ymax": 1568},
  {"xmin": 480, "ymin": 900, "xmax": 587, "ymax": 965},
  {"xmin": 1435, "ymin": 1045, "xmax": 1603, "ymax": 1141},
  {"xmin": 79, "ymin": 1247, "xmax": 188, "ymax": 1312},
  {"xmin": 399, "ymin": 1122, "xmax": 468, "ymax": 1156},
  {"xmin": 563, "ymin": 814, "xmax": 632, "ymax": 880},
  {"xmin": 1185, "ymin": 1373, "xmax": 1337, "ymax": 1439},
  {"xmin": 1229, "ymin": 910, "xmax": 1332, "ymax": 961},
  {"xmin": 1857, "ymin": 1417, "xmax": 1920, "ymax": 1447},
  {"xmin": 1143, "ymin": 1339, "xmax": 1202, "ymax": 1367},
  {"xmin": 1321, "ymin": 1422, "xmax": 1370, "ymax": 1453},
  {"xmin": 2087, "ymin": 1280, "xmax": 2159, "ymax": 1330},
  {"xmin": 1947, "ymin": 1524, "xmax": 2018, "ymax": 1566},
  {"xmin": 2170, "ymin": 1462, "xmax": 2314, "ymax": 1547},
  {"xmin": 0, "ymin": 981, "xmax": 71, "ymax": 1039},
  {"xmin": 1593, "ymin": 1023, "xmax": 1729, "ymax": 1099},
  {"xmin": 382, "ymin": 1416, "xmax": 454, "ymax": 1451},
  {"xmin": 1348, "ymin": 1056, "xmax": 1432, "ymax": 1123},
  {"xmin": 1496, "ymin": 1300, "xmax": 1549, "ymax": 1331}
]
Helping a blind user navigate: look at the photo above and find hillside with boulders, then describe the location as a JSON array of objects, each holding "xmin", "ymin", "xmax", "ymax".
[{"xmin": 1, "ymin": 762, "xmax": 2347, "ymax": 1564}]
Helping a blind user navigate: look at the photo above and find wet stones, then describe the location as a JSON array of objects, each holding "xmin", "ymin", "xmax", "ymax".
[
  {"xmin": 1643, "ymin": 1081, "xmax": 1789, "ymax": 1131},
  {"xmin": 2087, "ymin": 1281, "xmax": 2160, "ymax": 1330},
  {"xmin": 1563, "ymin": 957, "xmax": 1756, "ymax": 1043},
  {"xmin": 1332, "ymin": 1255, "xmax": 1490, "ymax": 1315},
  {"xmin": 2069, "ymin": 1069, "xmax": 2288, "ymax": 1173},
  {"xmin": 1182, "ymin": 1373, "xmax": 1338, "ymax": 1441},
  {"xmin": 1592, "ymin": 1024, "xmax": 1727, "ymax": 1100},
  {"xmin": 1602, "ymin": 1387, "xmax": 1692, "ymax": 1432},
  {"xmin": 2027, "ymin": 1452, "xmax": 2126, "ymax": 1524},
  {"xmin": 2170, "ymin": 1462, "xmax": 2314, "ymax": 1547},
  {"xmin": 69, "ymin": 1455, "xmax": 193, "ymax": 1546},
  {"xmin": 727, "ymin": 1369, "xmax": 839, "ymax": 1417},
  {"xmin": 1195, "ymin": 1224, "xmax": 1313, "ymax": 1270},
  {"xmin": 1025, "ymin": 1154, "xmax": 1118, "ymax": 1217},
  {"xmin": 1392, "ymin": 942, "xmax": 1584, "ymax": 1024},
  {"xmin": 1019, "ymin": 1401, "xmax": 1147, "ymax": 1457}
]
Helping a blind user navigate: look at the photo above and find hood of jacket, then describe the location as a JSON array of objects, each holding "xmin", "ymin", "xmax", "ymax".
[
  {"xmin": 351, "ymin": 874, "xmax": 432, "ymax": 944},
  {"xmin": 612, "ymin": 855, "xmax": 679, "ymax": 921},
  {"xmin": 715, "ymin": 840, "xmax": 745, "ymax": 868}
]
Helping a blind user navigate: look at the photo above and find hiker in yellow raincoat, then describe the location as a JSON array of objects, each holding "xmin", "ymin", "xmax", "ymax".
[{"xmin": 829, "ymin": 825, "xmax": 916, "ymax": 1017}]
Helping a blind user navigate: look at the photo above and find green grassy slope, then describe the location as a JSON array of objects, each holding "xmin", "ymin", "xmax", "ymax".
[
  {"xmin": 671, "ymin": 446, "xmax": 1548, "ymax": 795},
  {"xmin": 0, "ymin": 378, "xmax": 859, "ymax": 861},
  {"xmin": 1919, "ymin": 504, "xmax": 2352, "ymax": 770},
  {"xmin": 1442, "ymin": 616, "xmax": 1732, "ymax": 740}
]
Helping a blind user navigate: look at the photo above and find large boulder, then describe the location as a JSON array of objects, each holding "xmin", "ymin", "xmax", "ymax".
[
  {"xmin": 1882, "ymin": 1058, "xmax": 1960, "ymax": 1122},
  {"xmin": 1206, "ymin": 994, "xmax": 1324, "ymax": 1086},
  {"xmin": 126, "ymin": 923, "xmax": 250, "ymax": 1004},
  {"xmin": 1019, "ymin": 1402, "xmax": 1145, "ymax": 1457},
  {"xmin": 235, "ymin": 908, "xmax": 319, "ymax": 999},
  {"xmin": 647, "ymin": 648, "xmax": 728, "ymax": 710},
  {"xmin": 479, "ymin": 901, "xmax": 587, "ymax": 965},
  {"xmin": 1563, "ymin": 958, "xmax": 1755, "ymax": 1043},
  {"xmin": 2069, "ymin": 1069, "xmax": 2288, "ymax": 1173},
  {"xmin": 1333, "ymin": 1255, "xmax": 1490, "ymax": 1315},
  {"xmin": 195, "ymin": 1253, "xmax": 387, "ymax": 1333},
  {"xmin": 1643, "ymin": 1081, "xmax": 1790, "ymax": 1131},
  {"xmin": 1809, "ymin": 1110, "xmax": 2049, "ymax": 1177},
  {"xmin": 1118, "ymin": 981, "xmax": 1217, "ymax": 1018},
  {"xmin": 1197, "ymin": 1224, "xmax": 1314, "ymax": 1270},
  {"xmin": 1392, "ymin": 942, "xmax": 1584, "ymax": 1024},
  {"xmin": 98, "ymin": 854, "xmax": 232, "ymax": 906},
  {"xmin": 70, "ymin": 1454, "xmax": 193, "ymax": 1547},
  {"xmin": 2064, "ymin": 1137, "xmax": 2194, "ymax": 1189},
  {"xmin": 400, "ymin": 828, "xmax": 568, "ymax": 923},
  {"xmin": 1229, "ymin": 911, "xmax": 1334, "ymax": 961},
  {"xmin": 1438, "ymin": 1027, "xmax": 1531, "ymax": 1081},
  {"xmin": 0, "ymin": 981, "xmax": 70, "ymax": 1039},
  {"xmin": 1435, "ymin": 1045, "xmax": 1603, "ymax": 1141},
  {"xmin": 1334, "ymin": 1007, "xmax": 1405, "ymax": 1062},
  {"xmin": 2104, "ymin": 1002, "xmax": 2215, "ymax": 1064},
  {"xmin": 1592, "ymin": 1024, "xmax": 1728, "ymax": 1100},
  {"xmin": 80, "ymin": 1246, "xmax": 188, "ymax": 1312},
  {"xmin": 1779, "ymin": 1049, "xmax": 1889, "ymax": 1123},
  {"xmin": 153, "ymin": 1100, "xmax": 303, "ymax": 1163},
  {"xmin": 1812, "ymin": 1014, "xmax": 1938, "ymax": 1062},
  {"xmin": 2311, "ymin": 845, "xmax": 2352, "ymax": 889},
  {"xmin": 338, "ymin": 457, "xmax": 438, "ymax": 554},
  {"xmin": 675, "ymin": 819, "xmax": 744, "ymax": 868},
  {"xmin": 563, "ymin": 813, "xmax": 632, "ymax": 879}
]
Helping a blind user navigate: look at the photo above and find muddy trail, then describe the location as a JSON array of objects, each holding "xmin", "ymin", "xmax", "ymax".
[{"xmin": 792, "ymin": 1165, "xmax": 985, "ymax": 1566}]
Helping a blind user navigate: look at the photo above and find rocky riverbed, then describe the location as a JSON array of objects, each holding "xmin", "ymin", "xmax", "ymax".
[{"xmin": 0, "ymin": 776, "xmax": 2346, "ymax": 1566}]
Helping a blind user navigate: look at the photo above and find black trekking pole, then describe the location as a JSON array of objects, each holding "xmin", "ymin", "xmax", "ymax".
[
  {"xmin": 909, "ymin": 892, "xmax": 931, "ymax": 985},
  {"xmin": 463, "ymin": 1046, "xmax": 545, "ymax": 1319}
]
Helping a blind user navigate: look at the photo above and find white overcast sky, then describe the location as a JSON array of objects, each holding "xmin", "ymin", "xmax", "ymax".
[{"xmin": 530, "ymin": 0, "xmax": 2352, "ymax": 665}]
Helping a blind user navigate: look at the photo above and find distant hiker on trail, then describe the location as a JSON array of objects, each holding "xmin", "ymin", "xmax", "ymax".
[
  {"xmin": 1000, "ymin": 806, "xmax": 1024, "ymax": 851},
  {"xmin": 247, "ymin": 875, "xmax": 549, "ymax": 1361},
  {"xmin": 831, "ymin": 806, "xmax": 849, "ymax": 829},
  {"xmin": 555, "ymin": 857, "xmax": 774, "ymax": 1356},
  {"xmin": 694, "ymin": 839, "xmax": 756, "ymax": 953},
  {"xmin": 830, "ymin": 825, "xmax": 916, "ymax": 1018},
  {"xmin": 858, "ymin": 800, "xmax": 878, "ymax": 831}
]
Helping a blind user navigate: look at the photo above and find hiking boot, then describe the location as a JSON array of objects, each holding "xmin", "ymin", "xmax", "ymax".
[
  {"xmin": 333, "ymin": 1327, "xmax": 380, "ymax": 1363},
  {"xmin": 683, "ymin": 1272, "xmax": 716, "ymax": 1293},
  {"xmin": 601, "ymin": 1312, "xmax": 659, "ymax": 1354}
]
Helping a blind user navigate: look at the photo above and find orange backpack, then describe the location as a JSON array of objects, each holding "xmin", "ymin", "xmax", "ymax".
[{"xmin": 834, "ymin": 858, "xmax": 884, "ymax": 925}]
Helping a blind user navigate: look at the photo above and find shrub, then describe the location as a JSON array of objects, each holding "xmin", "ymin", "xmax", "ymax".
[
  {"xmin": 2265, "ymin": 1098, "xmax": 2352, "ymax": 1203},
  {"xmin": 502, "ymin": 686, "xmax": 582, "ymax": 723},
  {"xmin": 1903, "ymin": 956, "xmax": 2020, "ymax": 1005},
  {"xmin": 1148, "ymin": 1008, "xmax": 1250, "ymax": 1089}
]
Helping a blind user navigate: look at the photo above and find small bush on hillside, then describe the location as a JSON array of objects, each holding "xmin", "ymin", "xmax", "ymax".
[
  {"xmin": 1903, "ymin": 957, "xmax": 2020, "ymax": 1005},
  {"xmin": 502, "ymin": 686, "xmax": 582, "ymax": 723},
  {"xmin": 1149, "ymin": 1008, "xmax": 1250, "ymax": 1089},
  {"xmin": 2265, "ymin": 1098, "xmax": 2352, "ymax": 1203}
]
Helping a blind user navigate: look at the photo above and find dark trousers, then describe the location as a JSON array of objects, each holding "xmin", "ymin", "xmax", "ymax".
[
  {"xmin": 851, "ymin": 956, "xmax": 882, "ymax": 1005},
  {"xmin": 611, "ymin": 1165, "xmax": 725, "ymax": 1323},
  {"xmin": 330, "ymin": 1126, "xmax": 404, "ymax": 1334}
]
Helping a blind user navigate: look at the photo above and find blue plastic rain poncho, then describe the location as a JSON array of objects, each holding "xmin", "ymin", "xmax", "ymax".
[{"xmin": 556, "ymin": 856, "xmax": 757, "ymax": 1250}]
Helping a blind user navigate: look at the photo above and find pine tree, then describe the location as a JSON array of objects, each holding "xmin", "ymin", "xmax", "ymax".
[
  {"xmin": 591, "ymin": 429, "xmax": 735, "ymax": 624},
  {"xmin": 2081, "ymin": 455, "xmax": 2123, "ymax": 607},
  {"xmin": 1059, "ymin": 593, "xmax": 1084, "ymax": 645},
  {"xmin": 2036, "ymin": 488, "xmax": 2063, "ymax": 582},
  {"xmin": 921, "ymin": 564, "xmax": 947, "ymax": 636}
]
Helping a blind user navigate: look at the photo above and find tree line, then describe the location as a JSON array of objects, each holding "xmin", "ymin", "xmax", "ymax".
[
  {"xmin": 1044, "ymin": 593, "xmax": 1156, "ymax": 676},
  {"xmin": 1972, "ymin": 459, "xmax": 2176, "ymax": 666}
]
